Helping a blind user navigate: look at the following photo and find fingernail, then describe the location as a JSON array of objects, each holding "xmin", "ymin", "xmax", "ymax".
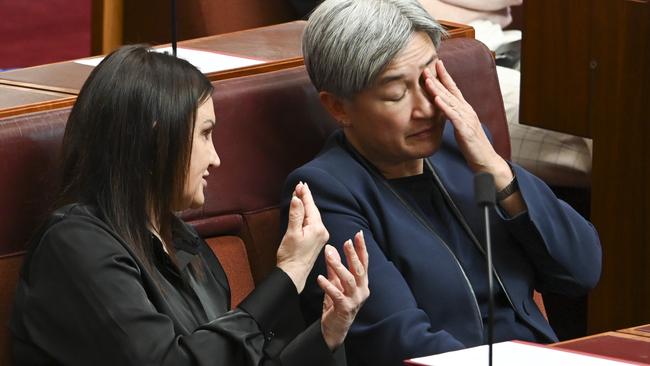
[
  {"xmin": 344, "ymin": 239, "xmax": 353, "ymax": 249},
  {"xmin": 359, "ymin": 230, "xmax": 364, "ymax": 239},
  {"xmin": 325, "ymin": 245, "xmax": 335, "ymax": 258},
  {"xmin": 291, "ymin": 195, "xmax": 299, "ymax": 203}
]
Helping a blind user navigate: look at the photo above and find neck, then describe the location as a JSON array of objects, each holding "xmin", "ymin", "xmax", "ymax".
[
  {"xmin": 343, "ymin": 131, "xmax": 424, "ymax": 179},
  {"xmin": 376, "ymin": 159, "xmax": 424, "ymax": 179}
]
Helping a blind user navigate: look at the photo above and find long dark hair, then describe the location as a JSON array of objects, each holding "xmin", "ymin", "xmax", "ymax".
[{"xmin": 58, "ymin": 44, "xmax": 213, "ymax": 276}]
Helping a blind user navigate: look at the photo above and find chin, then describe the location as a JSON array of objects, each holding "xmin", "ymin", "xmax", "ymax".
[
  {"xmin": 413, "ymin": 140, "xmax": 441, "ymax": 158},
  {"xmin": 189, "ymin": 199, "xmax": 204, "ymax": 209}
]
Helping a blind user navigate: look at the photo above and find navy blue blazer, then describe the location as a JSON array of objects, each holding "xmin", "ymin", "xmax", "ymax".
[{"xmin": 281, "ymin": 126, "xmax": 601, "ymax": 366}]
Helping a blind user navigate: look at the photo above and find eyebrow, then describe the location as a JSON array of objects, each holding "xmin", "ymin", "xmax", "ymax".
[{"xmin": 377, "ymin": 54, "xmax": 439, "ymax": 86}]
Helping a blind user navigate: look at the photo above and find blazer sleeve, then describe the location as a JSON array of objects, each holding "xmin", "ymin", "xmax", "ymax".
[
  {"xmin": 15, "ymin": 217, "xmax": 342, "ymax": 366},
  {"xmin": 283, "ymin": 166, "xmax": 465, "ymax": 366},
  {"xmin": 497, "ymin": 163, "xmax": 602, "ymax": 295}
]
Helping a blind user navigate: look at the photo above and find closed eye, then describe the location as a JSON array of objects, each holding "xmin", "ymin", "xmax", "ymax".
[{"xmin": 383, "ymin": 88, "xmax": 408, "ymax": 102}]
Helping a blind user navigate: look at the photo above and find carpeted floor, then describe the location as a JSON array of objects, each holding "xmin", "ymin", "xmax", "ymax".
[{"xmin": 0, "ymin": 0, "xmax": 90, "ymax": 69}]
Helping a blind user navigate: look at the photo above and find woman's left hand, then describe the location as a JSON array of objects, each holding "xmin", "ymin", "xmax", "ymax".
[
  {"xmin": 423, "ymin": 60, "xmax": 512, "ymax": 185},
  {"xmin": 424, "ymin": 60, "xmax": 527, "ymax": 215},
  {"xmin": 317, "ymin": 231, "xmax": 369, "ymax": 351}
]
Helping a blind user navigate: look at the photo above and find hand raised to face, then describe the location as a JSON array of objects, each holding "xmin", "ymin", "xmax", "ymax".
[
  {"xmin": 422, "ymin": 59, "xmax": 509, "ymax": 177},
  {"xmin": 422, "ymin": 60, "xmax": 526, "ymax": 215}
]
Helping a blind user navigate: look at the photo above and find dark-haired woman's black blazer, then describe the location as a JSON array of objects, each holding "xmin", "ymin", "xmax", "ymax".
[{"xmin": 10, "ymin": 204, "xmax": 343, "ymax": 366}]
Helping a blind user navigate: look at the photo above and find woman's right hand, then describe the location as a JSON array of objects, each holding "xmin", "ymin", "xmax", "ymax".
[
  {"xmin": 318, "ymin": 231, "xmax": 370, "ymax": 350},
  {"xmin": 277, "ymin": 182, "xmax": 330, "ymax": 293}
]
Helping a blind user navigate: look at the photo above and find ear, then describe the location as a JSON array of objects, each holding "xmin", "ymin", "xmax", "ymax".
[{"xmin": 319, "ymin": 91, "xmax": 351, "ymax": 127}]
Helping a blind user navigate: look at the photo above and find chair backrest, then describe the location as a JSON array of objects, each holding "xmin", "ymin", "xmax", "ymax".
[
  {"xmin": 0, "ymin": 37, "xmax": 511, "ymax": 364},
  {"xmin": 0, "ymin": 107, "xmax": 70, "ymax": 366}
]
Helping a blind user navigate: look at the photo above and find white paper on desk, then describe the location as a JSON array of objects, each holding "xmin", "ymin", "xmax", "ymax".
[
  {"xmin": 406, "ymin": 341, "xmax": 635, "ymax": 366},
  {"xmin": 74, "ymin": 47, "xmax": 265, "ymax": 73}
]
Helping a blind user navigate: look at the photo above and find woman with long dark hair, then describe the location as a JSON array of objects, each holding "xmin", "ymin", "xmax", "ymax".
[{"xmin": 10, "ymin": 45, "xmax": 369, "ymax": 365}]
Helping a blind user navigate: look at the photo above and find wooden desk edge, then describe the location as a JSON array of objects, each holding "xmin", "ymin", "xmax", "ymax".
[
  {"xmin": 618, "ymin": 326, "xmax": 650, "ymax": 338},
  {"xmin": 207, "ymin": 57, "xmax": 304, "ymax": 82},
  {"xmin": 551, "ymin": 331, "xmax": 650, "ymax": 347},
  {"xmin": 0, "ymin": 97, "xmax": 77, "ymax": 119},
  {"xmin": 0, "ymin": 58, "xmax": 305, "ymax": 118},
  {"xmin": 440, "ymin": 19, "xmax": 475, "ymax": 39},
  {"xmin": 0, "ymin": 80, "xmax": 79, "ymax": 96},
  {"xmin": 1, "ymin": 19, "xmax": 472, "ymax": 116}
]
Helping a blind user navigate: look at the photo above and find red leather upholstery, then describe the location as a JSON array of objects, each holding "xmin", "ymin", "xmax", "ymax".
[
  {"xmin": 206, "ymin": 236, "xmax": 255, "ymax": 308},
  {"xmin": 0, "ymin": 108, "xmax": 69, "ymax": 257},
  {"xmin": 0, "ymin": 37, "xmax": 513, "ymax": 363}
]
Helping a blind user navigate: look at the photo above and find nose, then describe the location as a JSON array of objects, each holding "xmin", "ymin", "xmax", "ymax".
[
  {"xmin": 412, "ymin": 84, "xmax": 435, "ymax": 119},
  {"xmin": 210, "ymin": 140, "xmax": 221, "ymax": 168}
]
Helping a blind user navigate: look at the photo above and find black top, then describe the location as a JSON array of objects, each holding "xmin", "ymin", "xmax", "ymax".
[
  {"xmin": 388, "ymin": 169, "xmax": 539, "ymax": 344},
  {"xmin": 10, "ymin": 204, "xmax": 343, "ymax": 366}
]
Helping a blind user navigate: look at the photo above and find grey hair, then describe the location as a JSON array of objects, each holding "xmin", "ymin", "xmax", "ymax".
[{"xmin": 303, "ymin": 0, "xmax": 446, "ymax": 99}]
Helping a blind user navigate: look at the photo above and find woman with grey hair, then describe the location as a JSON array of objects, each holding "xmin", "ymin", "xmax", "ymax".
[{"xmin": 282, "ymin": 0, "xmax": 601, "ymax": 364}]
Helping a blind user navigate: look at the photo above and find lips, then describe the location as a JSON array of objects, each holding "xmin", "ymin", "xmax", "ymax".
[
  {"xmin": 409, "ymin": 127, "xmax": 435, "ymax": 138},
  {"xmin": 409, "ymin": 117, "xmax": 446, "ymax": 139}
]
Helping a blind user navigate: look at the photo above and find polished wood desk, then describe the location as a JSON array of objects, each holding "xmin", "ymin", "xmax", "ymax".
[
  {"xmin": 0, "ymin": 20, "xmax": 473, "ymax": 119},
  {"xmin": 551, "ymin": 331, "xmax": 650, "ymax": 365},
  {"xmin": 620, "ymin": 325, "xmax": 650, "ymax": 339},
  {"xmin": 0, "ymin": 21, "xmax": 308, "ymax": 96},
  {"xmin": 0, "ymin": 85, "xmax": 75, "ymax": 119},
  {"xmin": 0, "ymin": 20, "xmax": 473, "ymax": 97}
]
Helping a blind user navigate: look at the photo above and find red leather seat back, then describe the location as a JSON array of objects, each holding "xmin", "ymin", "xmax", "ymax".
[
  {"xmin": 0, "ymin": 107, "xmax": 70, "ymax": 366},
  {"xmin": 206, "ymin": 236, "xmax": 255, "ymax": 308}
]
